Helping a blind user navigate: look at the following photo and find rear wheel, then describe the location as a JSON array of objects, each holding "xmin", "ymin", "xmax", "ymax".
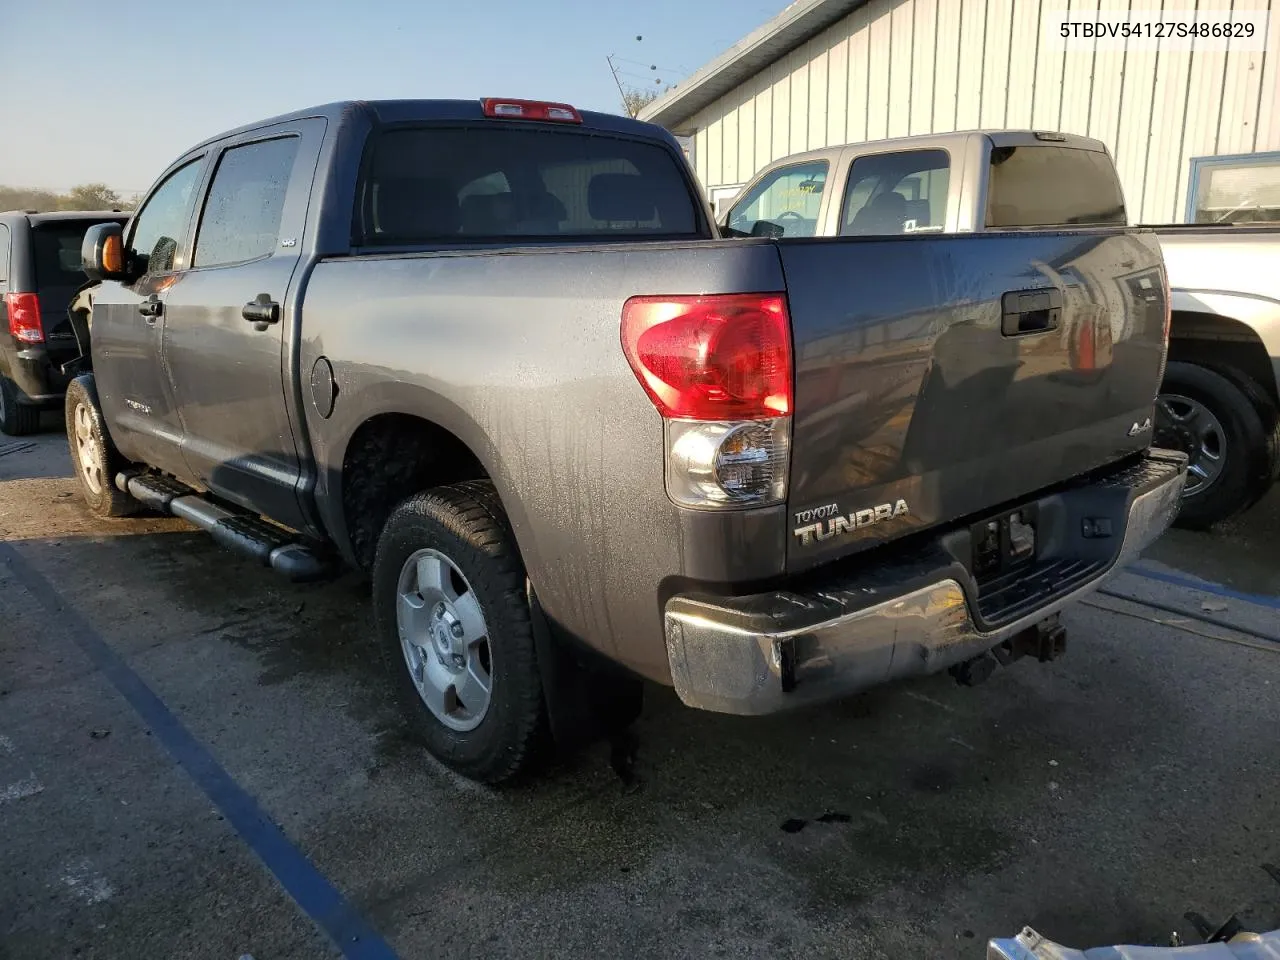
[
  {"xmin": 372, "ymin": 481, "xmax": 546, "ymax": 784},
  {"xmin": 1155, "ymin": 361, "xmax": 1278, "ymax": 529},
  {"xmin": 0, "ymin": 375, "xmax": 41, "ymax": 436},
  {"xmin": 64, "ymin": 376, "xmax": 137, "ymax": 518}
]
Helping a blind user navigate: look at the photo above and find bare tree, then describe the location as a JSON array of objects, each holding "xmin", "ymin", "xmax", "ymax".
[
  {"xmin": 621, "ymin": 87, "xmax": 662, "ymax": 118},
  {"xmin": 0, "ymin": 183, "xmax": 134, "ymax": 212},
  {"xmin": 60, "ymin": 183, "xmax": 126, "ymax": 210}
]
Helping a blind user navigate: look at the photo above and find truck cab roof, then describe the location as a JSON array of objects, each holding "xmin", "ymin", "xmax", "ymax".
[{"xmin": 184, "ymin": 99, "xmax": 677, "ymax": 157}]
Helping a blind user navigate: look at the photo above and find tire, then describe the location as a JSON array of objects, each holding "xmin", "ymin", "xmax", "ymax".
[
  {"xmin": 64, "ymin": 376, "xmax": 138, "ymax": 518},
  {"xmin": 372, "ymin": 480, "xmax": 546, "ymax": 784},
  {"xmin": 0, "ymin": 375, "xmax": 41, "ymax": 436},
  {"xmin": 1156, "ymin": 361, "xmax": 1278, "ymax": 529}
]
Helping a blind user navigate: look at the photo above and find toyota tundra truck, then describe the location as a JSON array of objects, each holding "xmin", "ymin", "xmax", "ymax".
[{"xmin": 69, "ymin": 99, "xmax": 1184, "ymax": 783}]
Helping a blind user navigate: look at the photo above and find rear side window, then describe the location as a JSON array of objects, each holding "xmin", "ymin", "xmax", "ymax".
[
  {"xmin": 356, "ymin": 126, "xmax": 700, "ymax": 244},
  {"xmin": 32, "ymin": 222, "xmax": 109, "ymax": 288},
  {"xmin": 0, "ymin": 225, "xmax": 9, "ymax": 284},
  {"xmin": 840, "ymin": 150, "xmax": 950, "ymax": 236},
  {"xmin": 195, "ymin": 137, "xmax": 299, "ymax": 267},
  {"xmin": 726, "ymin": 161, "xmax": 827, "ymax": 238},
  {"xmin": 986, "ymin": 145, "xmax": 1127, "ymax": 227}
]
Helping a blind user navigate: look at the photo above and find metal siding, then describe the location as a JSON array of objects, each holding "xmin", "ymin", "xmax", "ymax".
[
  {"xmin": 980, "ymin": 0, "xmax": 1013, "ymax": 128},
  {"xmin": 1174, "ymin": 0, "xmax": 1234, "ymax": 221},
  {"xmin": 888, "ymin": 0, "xmax": 915, "ymax": 139},
  {"xmin": 694, "ymin": 125, "xmax": 709, "ymax": 189},
  {"xmin": 755, "ymin": 73, "xmax": 775, "ymax": 170},
  {"xmin": 772, "ymin": 56, "xmax": 794, "ymax": 160},
  {"xmin": 867, "ymin": 2, "xmax": 893, "ymax": 140},
  {"xmin": 1216, "ymin": 18, "xmax": 1266, "ymax": 155},
  {"xmin": 1257, "ymin": 5, "xmax": 1280, "ymax": 151},
  {"xmin": 1005, "ymin": 0, "xmax": 1041, "ymax": 127},
  {"xmin": 1143, "ymin": 28, "xmax": 1194, "ymax": 221},
  {"xmin": 1059, "ymin": 0, "xmax": 1099, "ymax": 136},
  {"xmin": 910, "ymin": 0, "xmax": 938, "ymax": 134},
  {"xmin": 808, "ymin": 36, "xmax": 831, "ymax": 149},
  {"xmin": 1113, "ymin": 4, "xmax": 1160, "ymax": 222},
  {"xmin": 789, "ymin": 49, "xmax": 811, "ymax": 153},
  {"xmin": 1032, "ymin": 0, "xmax": 1065, "ymax": 129},
  {"xmin": 955, "ymin": 0, "xmax": 985, "ymax": 129},
  {"xmin": 1088, "ymin": 0, "xmax": 1129, "ymax": 152},
  {"xmin": 827, "ymin": 29, "xmax": 851, "ymax": 145},
  {"xmin": 847, "ymin": 4, "xmax": 873, "ymax": 141},
  {"xmin": 738, "ymin": 76, "xmax": 758, "ymax": 181},
  {"xmin": 933, "ymin": 0, "xmax": 962, "ymax": 131},
  {"xmin": 706, "ymin": 114, "xmax": 724, "ymax": 188},
  {"xmin": 722, "ymin": 99, "xmax": 740, "ymax": 184}
]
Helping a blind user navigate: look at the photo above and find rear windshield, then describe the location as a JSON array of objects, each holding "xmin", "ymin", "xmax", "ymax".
[
  {"xmin": 32, "ymin": 221, "xmax": 112, "ymax": 288},
  {"xmin": 986, "ymin": 145, "xmax": 1127, "ymax": 228},
  {"xmin": 354, "ymin": 126, "xmax": 702, "ymax": 245}
]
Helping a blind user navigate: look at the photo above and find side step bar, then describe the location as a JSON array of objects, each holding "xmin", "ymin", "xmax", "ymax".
[{"xmin": 117, "ymin": 472, "xmax": 332, "ymax": 583}]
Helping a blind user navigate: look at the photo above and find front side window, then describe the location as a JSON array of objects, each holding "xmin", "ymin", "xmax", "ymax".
[
  {"xmin": 128, "ymin": 158, "xmax": 204, "ymax": 276},
  {"xmin": 194, "ymin": 137, "xmax": 299, "ymax": 267},
  {"xmin": 726, "ymin": 161, "xmax": 828, "ymax": 238},
  {"xmin": 1190, "ymin": 156, "xmax": 1280, "ymax": 224},
  {"xmin": 840, "ymin": 150, "xmax": 951, "ymax": 236}
]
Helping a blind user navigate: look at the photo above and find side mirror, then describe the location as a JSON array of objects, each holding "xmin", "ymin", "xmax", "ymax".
[{"xmin": 82, "ymin": 222, "xmax": 127, "ymax": 283}]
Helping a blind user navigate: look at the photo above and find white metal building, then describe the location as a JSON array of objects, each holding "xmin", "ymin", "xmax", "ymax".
[{"xmin": 639, "ymin": 0, "xmax": 1280, "ymax": 224}]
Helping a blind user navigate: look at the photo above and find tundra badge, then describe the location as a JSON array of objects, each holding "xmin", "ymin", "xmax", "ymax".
[{"xmin": 793, "ymin": 500, "xmax": 910, "ymax": 546}]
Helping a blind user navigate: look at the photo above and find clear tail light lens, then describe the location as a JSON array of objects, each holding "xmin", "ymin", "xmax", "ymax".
[
  {"xmin": 666, "ymin": 419, "xmax": 789, "ymax": 506},
  {"xmin": 622, "ymin": 293, "xmax": 794, "ymax": 509}
]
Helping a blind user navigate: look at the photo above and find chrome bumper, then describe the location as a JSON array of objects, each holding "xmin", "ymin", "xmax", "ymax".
[{"xmin": 664, "ymin": 450, "xmax": 1187, "ymax": 715}]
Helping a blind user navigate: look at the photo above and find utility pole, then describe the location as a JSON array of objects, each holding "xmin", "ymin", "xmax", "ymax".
[{"xmin": 606, "ymin": 55, "xmax": 633, "ymax": 116}]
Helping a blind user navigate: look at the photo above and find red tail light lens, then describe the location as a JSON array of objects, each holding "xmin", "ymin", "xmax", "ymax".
[
  {"xmin": 621, "ymin": 294, "xmax": 792, "ymax": 420},
  {"xmin": 4, "ymin": 293, "xmax": 43, "ymax": 344}
]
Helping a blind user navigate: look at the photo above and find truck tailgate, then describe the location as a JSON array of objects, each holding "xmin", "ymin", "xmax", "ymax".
[{"xmin": 780, "ymin": 230, "xmax": 1167, "ymax": 572}]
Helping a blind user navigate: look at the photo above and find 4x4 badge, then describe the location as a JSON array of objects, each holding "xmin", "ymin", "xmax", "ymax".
[{"xmin": 1128, "ymin": 417, "xmax": 1152, "ymax": 436}]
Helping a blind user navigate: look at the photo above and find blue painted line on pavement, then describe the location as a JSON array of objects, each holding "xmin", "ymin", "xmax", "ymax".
[
  {"xmin": 0, "ymin": 541, "xmax": 399, "ymax": 960},
  {"xmin": 1127, "ymin": 563, "xmax": 1280, "ymax": 612}
]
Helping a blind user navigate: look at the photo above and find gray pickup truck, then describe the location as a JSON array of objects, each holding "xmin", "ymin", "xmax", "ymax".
[
  {"xmin": 69, "ymin": 99, "xmax": 1184, "ymax": 782},
  {"xmin": 725, "ymin": 131, "xmax": 1278, "ymax": 526}
]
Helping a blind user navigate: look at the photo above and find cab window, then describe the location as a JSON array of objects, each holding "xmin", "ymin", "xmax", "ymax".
[
  {"xmin": 128, "ymin": 159, "xmax": 205, "ymax": 276},
  {"xmin": 840, "ymin": 150, "xmax": 950, "ymax": 236},
  {"xmin": 194, "ymin": 137, "xmax": 299, "ymax": 267},
  {"xmin": 725, "ymin": 161, "xmax": 828, "ymax": 238}
]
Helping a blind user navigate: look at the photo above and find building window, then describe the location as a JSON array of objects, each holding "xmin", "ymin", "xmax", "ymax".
[{"xmin": 1187, "ymin": 152, "xmax": 1280, "ymax": 224}]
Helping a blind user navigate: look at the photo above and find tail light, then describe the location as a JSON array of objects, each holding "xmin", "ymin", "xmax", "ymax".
[
  {"xmin": 480, "ymin": 98, "xmax": 582, "ymax": 124},
  {"xmin": 4, "ymin": 293, "xmax": 43, "ymax": 344},
  {"xmin": 621, "ymin": 293, "xmax": 792, "ymax": 508}
]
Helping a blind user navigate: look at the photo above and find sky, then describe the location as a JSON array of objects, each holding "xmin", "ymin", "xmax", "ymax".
[{"xmin": 1, "ymin": 0, "xmax": 786, "ymax": 195}]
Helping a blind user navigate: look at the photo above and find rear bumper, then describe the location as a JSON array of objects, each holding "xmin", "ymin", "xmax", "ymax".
[
  {"xmin": 663, "ymin": 449, "xmax": 1187, "ymax": 715},
  {"xmin": 3, "ymin": 343, "xmax": 74, "ymax": 405}
]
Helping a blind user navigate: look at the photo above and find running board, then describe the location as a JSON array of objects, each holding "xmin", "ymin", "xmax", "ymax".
[{"xmin": 117, "ymin": 472, "xmax": 332, "ymax": 582}]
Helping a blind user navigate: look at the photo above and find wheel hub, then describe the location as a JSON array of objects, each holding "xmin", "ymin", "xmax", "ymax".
[
  {"xmin": 394, "ymin": 548, "xmax": 493, "ymax": 732},
  {"xmin": 1155, "ymin": 392, "xmax": 1226, "ymax": 497}
]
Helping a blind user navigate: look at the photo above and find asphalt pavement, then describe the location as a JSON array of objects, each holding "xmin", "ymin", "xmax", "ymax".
[{"xmin": 2, "ymin": 425, "xmax": 1279, "ymax": 959}]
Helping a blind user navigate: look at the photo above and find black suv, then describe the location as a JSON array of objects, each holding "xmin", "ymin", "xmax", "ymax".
[{"xmin": 0, "ymin": 210, "xmax": 128, "ymax": 435}]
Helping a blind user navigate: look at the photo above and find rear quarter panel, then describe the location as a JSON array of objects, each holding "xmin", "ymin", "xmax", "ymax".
[{"xmin": 301, "ymin": 240, "xmax": 787, "ymax": 681}]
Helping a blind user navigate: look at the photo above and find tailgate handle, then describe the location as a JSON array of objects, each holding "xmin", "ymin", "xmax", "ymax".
[{"xmin": 1001, "ymin": 288, "xmax": 1062, "ymax": 336}]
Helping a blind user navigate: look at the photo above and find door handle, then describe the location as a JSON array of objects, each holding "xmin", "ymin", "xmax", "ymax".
[
  {"xmin": 1001, "ymin": 288, "xmax": 1063, "ymax": 336},
  {"xmin": 138, "ymin": 295, "xmax": 163, "ymax": 322},
  {"xmin": 242, "ymin": 293, "xmax": 280, "ymax": 332}
]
